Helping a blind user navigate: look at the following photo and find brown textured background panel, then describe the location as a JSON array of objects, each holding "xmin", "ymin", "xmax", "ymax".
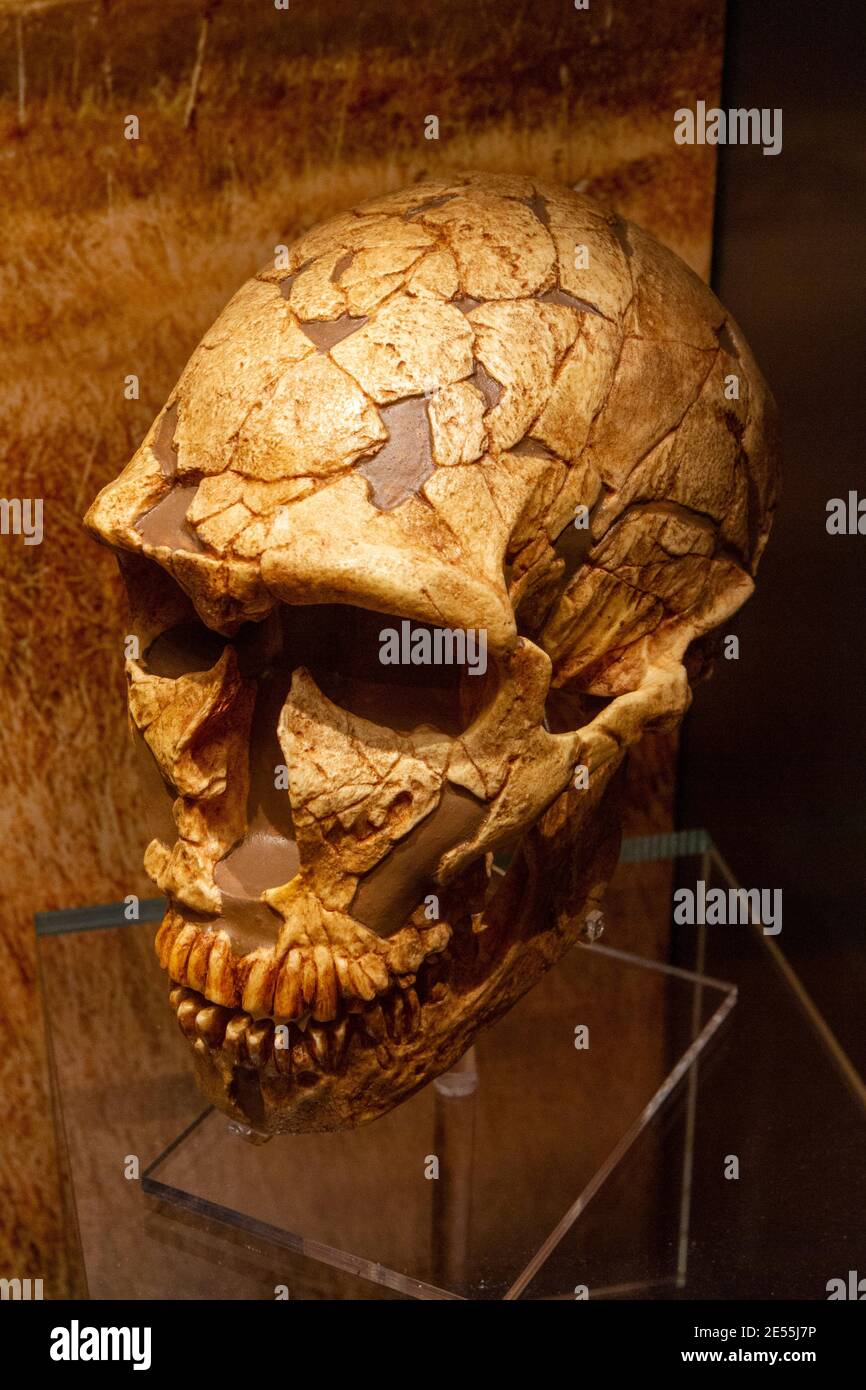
[{"xmin": 0, "ymin": 0, "xmax": 722, "ymax": 1294}]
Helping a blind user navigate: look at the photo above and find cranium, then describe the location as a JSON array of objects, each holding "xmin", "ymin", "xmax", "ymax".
[{"xmin": 85, "ymin": 173, "xmax": 778, "ymax": 1134}]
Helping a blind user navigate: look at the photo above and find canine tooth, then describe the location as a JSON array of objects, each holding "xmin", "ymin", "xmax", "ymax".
[
  {"xmin": 195, "ymin": 1004, "xmax": 231, "ymax": 1046},
  {"xmin": 156, "ymin": 917, "xmax": 181, "ymax": 970},
  {"xmin": 186, "ymin": 932, "xmax": 214, "ymax": 993},
  {"xmin": 331, "ymin": 1018, "xmax": 350, "ymax": 1069},
  {"xmin": 246, "ymin": 1020, "xmax": 275, "ymax": 1068},
  {"xmin": 168, "ymin": 925, "xmax": 198, "ymax": 982},
  {"xmin": 224, "ymin": 1012, "xmax": 251, "ymax": 1063},
  {"xmin": 205, "ymin": 931, "xmax": 237, "ymax": 1007},
  {"xmin": 313, "ymin": 945, "xmax": 338, "ymax": 1022},
  {"xmin": 350, "ymin": 960, "xmax": 377, "ymax": 1002},
  {"xmin": 242, "ymin": 957, "xmax": 277, "ymax": 1016},
  {"xmin": 403, "ymin": 987, "xmax": 421, "ymax": 1037},
  {"xmin": 176, "ymin": 997, "xmax": 200, "ymax": 1038},
  {"xmin": 273, "ymin": 949, "xmax": 303, "ymax": 1019},
  {"xmin": 302, "ymin": 956, "xmax": 318, "ymax": 1009},
  {"xmin": 306, "ymin": 1025, "xmax": 330, "ymax": 1070},
  {"xmin": 360, "ymin": 953, "xmax": 390, "ymax": 994}
]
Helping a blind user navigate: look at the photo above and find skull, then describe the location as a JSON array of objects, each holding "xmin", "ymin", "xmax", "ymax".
[{"xmin": 85, "ymin": 173, "xmax": 778, "ymax": 1134}]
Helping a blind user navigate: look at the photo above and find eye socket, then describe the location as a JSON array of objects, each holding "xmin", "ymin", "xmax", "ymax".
[
  {"xmin": 144, "ymin": 620, "xmax": 227, "ymax": 677},
  {"xmin": 297, "ymin": 606, "xmax": 481, "ymax": 737},
  {"xmin": 142, "ymin": 604, "xmax": 495, "ymax": 737}
]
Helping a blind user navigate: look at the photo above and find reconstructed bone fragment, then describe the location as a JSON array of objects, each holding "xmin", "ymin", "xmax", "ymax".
[{"xmin": 85, "ymin": 174, "xmax": 779, "ymax": 1133}]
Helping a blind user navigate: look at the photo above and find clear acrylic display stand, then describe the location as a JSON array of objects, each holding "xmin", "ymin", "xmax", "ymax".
[{"xmin": 37, "ymin": 830, "xmax": 866, "ymax": 1300}]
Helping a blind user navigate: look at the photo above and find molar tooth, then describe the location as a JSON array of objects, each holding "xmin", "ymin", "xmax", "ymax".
[
  {"xmin": 360, "ymin": 952, "xmax": 390, "ymax": 994},
  {"xmin": 419, "ymin": 923, "xmax": 451, "ymax": 954},
  {"xmin": 195, "ymin": 1003, "xmax": 231, "ymax": 1046},
  {"xmin": 186, "ymin": 932, "xmax": 215, "ymax": 993},
  {"xmin": 224, "ymin": 1012, "xmax": 252, "ymax": 1063},
  {"xmin": 350, "ymin": 960, "xmax": 377, "ymax": 1002},
  {"xmin": 204, "ymin": 931, "xmax": 237, "ymax": 1007},
  {"xmin": 246, "ymin": 1019, "xmax": 275, "ymax": 1068},
  {"xmin": 274, "ymin": 949, "xmax": 303, "ymax": 1019},
  {"xmin": 168, "ymin": 924, "xmax": 199, "ymax": 982},
  {"xmin": 313, "ymin": 945, "xmax": 338, "ymax": 1022},
  {"xmin": 386, "ymin": 929, "xmax": 425, "ymax": 975}
]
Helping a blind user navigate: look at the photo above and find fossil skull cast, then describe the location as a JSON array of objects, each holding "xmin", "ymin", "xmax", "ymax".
[{"xmin": 85, "ymin": 173, "xmax": 778, "ymax": 1134}]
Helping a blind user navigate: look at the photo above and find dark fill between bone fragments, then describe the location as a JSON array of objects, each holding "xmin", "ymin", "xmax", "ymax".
[
  {"xmin": 152, "ymin": 401, "xmax": 179, "ymax": 479},
  {"xmin": 135, "ymin": 484, "xmax": 204, "ymax": 552},
  {"xmin": 350, "ymin": 783, "xmax": 487, "ymax": 938},
  {"xmin": 469, "ymin": 360, "xmax": 503, "ymax": 410},
  {"xmin": 299, "ymin": 314, "xmax": 368, "ymax": 352},
  {"xmin": 358, "ymin": 397, "xmax": 434, "ymax": 510}
]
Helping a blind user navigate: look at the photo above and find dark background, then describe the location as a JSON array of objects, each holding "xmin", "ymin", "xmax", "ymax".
[{"xmin": 680, "ymin": 0, "xmax": 866, "ymax": 1071}]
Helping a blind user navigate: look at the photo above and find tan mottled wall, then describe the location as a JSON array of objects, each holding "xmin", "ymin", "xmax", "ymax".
[{"xmin": 0, "ymin": 0, "xmax": 723, "ymax": 1295}]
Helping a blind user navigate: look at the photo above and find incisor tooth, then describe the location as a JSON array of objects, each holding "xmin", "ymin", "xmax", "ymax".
[
  {"xmin": 313, "ymin": 945, "xmax": 338, "ymax": 1022},
  {"xmin": 273, "ymin": 1024, "xmax": 293, "ymax": 1075},
  {"xmin": 246, "ymin": 1020, "xmax": 275, "ymax": 1068},
  {"xmin": 157, "ymin": 917, "xmax": 181, "ymax": 970},
  {"xmin": 362, "ymin": 1003, "xmax": 387, "ymax": 1042},
  {"xmin": 385, "ymin": 993, "xmax": 405, "ymax": 1042},
  {"xmin": 176, "ymin": 997, "xmax": 200, "ymax": 1038},
  {"xmin": 274, "ymin": 952, "xmax": 303, "ymax": 1019},
  {"xmin": 169, "ymin": 984, "xmax": 189, "ymax": 1010},
  {"xmin": 186, "ymin": 932, "xmax": 214, "ymax": 993},
  {"xmin": 306, "ymin": 1025, "xmax": 330, "ymax": 1070},
  {"xmin": 242, "ymin": 957, "xmax": 277, "ymax": 1016},
  {"xmin": 334, "ymin": 954, "xmax": 352, "ymax": 998},
  {"xmin": 224, "ymin": 1012, "xmax": 251, "ymax": 1063},
  {"xmin": 204, "ymin": 932, "xmax": 236, "ymax": 1007},
  {"xmin": 331, "ymin": 1018, "xmax": 349, "ymax": 1069},
  {"xmin": 195, "ymin": 1003, "xmax": 232, "ymax": 1046},
  {"xmin": 168, "ymin": 924, "xmax": 199, "ymax": 982},
  {"xmin": 302, "ymin": 956, "xmax": 318, "ymax": 1008},
  {"xmin": 403, "ymin": 987, "xmax": 422, "ymax": 1037}
]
